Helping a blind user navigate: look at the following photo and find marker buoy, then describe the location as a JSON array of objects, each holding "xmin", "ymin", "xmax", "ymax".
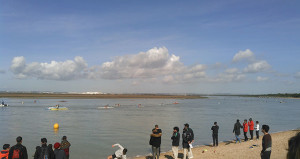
[{"xmin": 53, "ymin": 123, "xmax": 59, "ymax": 129}]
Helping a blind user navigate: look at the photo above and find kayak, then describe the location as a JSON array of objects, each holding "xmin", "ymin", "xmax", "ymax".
[
  {"xmin": 97, "ymin": 106, "xmax": 114, "ymax": 109},
  {"xmin": 0, "ymin": 104, "xmax": 8, "ymax": 107},
  {"xmin": 48, "ymin": 107, "xmax": 68, "ymax": 111}
]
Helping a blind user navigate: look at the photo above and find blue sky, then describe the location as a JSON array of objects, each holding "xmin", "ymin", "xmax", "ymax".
[{"xmin": 1, "ymin": 0, "xmax": 300, "ymax": 94}]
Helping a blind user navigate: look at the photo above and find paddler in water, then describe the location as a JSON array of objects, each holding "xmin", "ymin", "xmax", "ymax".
[{"xmin": 56, "ymin": 104, "xmax": 60, "ymax": 109}]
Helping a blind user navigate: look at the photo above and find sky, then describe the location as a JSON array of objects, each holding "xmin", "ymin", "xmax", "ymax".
[{"xmin": 1, "ymin": 0, "xmax": 300, "ymax": 94}]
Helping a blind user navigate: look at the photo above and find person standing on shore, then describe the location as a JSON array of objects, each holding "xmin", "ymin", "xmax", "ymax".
[
  {"xmin": 261, "ymin": 125, "xmax": 272, "ymax": 159},
  {"xmin": 211, "ymin": 122, "xmax": 219, "ymax": 147},
  {"xmin": 182, "ymin": 123, "xmax": 194, "ymax": 159},
  {"xmin": 233, "ymin": 119, "xmax": 243, "ymax": 143},
  {"xmin": 60, "ymin": 136, "xmax": 71, "ymax": 159},
  {"xmin": 248, "ymin": 118, "xmax": 254, "ymax": 141},
  {"xmin": 243, "ymin": 119, "xmax": 248, "ymax": 141},
  {"xmin": 287, "ymin": 132, "xmax": 300, "ymax": 159},
  {"xmin": 150, "ymin": 125, "xmax": 162, "ymax": 159},
  {"xmin": 8, "ymin": 136, "xmax": 28, "ymax": 159},
  {"xmin": 171, "ymin": 127, "xmax": 180, "ymax": 159},
  {"xmin": 255, "ymin": 121, "xmax": 260, "ymax": 140},
  {"xmin": 0, "ymin": 144, "xmax": 10, "ymax": 159},
  {"xmin": 53, "ymin": 142, "xmax": 67, "ymax": 159},
  {"xmin": 34, "ymin": 138, "xmax": 55, "ymax": 159}
]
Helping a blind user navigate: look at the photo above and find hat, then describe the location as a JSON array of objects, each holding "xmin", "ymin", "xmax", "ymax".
[
  {"xmin": 3, "ymin": 144, "xmax": 10, "ymax": 149},
  {"xmin": 54, "ymin": 142, "xmax": 60, "ymax": 149}
]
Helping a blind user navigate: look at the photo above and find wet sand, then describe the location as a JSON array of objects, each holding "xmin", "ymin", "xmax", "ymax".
[
  {"xmin": 0, "ymin": 93, "xmax": 204, "ymax": 99},
  {"xmin": 135, "ymin": 129, "xmax": 299, "ymax": 159}
]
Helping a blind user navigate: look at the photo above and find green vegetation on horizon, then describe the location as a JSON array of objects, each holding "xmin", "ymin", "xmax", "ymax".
[{"xmin": 242, "ymin": 93, "xmax": 300, "ymax": 98}]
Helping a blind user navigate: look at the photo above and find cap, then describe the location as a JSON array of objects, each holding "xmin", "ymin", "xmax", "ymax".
[{"xmin": 54, "ymin": 142, "xmax": 60, "ymax": 149}]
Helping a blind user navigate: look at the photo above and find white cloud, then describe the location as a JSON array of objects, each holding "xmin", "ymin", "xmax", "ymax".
[
  {"xmin": 100, "ymin": 47, "xmax": 206, "ymax": 83},
  {"xmin": 295, "ymin": 72, "xmax": 300, "ymax": 78},
  {"xmin": 243, "ymin": 60, "xmax": 271, "ymax": 73},
  {"xmin": 10, "ymin": 56, "xmax": 88, "ymax": 80},
  {"xmin": 225, "ymin": 68, "xmax": 239, "ymax": 74},
  {"xmin": 256, "ymin": 76, "xmax": 269, "ymax": 82},
  {"xmin": 232, "ymin": 49, "xmax": 255, "ymax": 62}
]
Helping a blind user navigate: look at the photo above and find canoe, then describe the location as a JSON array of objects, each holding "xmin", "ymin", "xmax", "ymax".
[
  {"xmin": 0, "ymin": 104, "xmax": 8, "ymax": 107},
  {"xmin": 48, "ymin": 107, "xmax": 68, "ymax": 110}
]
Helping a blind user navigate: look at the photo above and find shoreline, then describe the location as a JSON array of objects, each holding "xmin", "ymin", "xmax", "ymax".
[
  {"xmin": 134, "ymin": 129, "xmax": 299, "ymax": 159},
  {"xmin": 0, "ymin": 93, "xmax": 205, "ymax": 99}
]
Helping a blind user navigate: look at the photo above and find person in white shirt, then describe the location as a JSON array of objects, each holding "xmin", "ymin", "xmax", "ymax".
[
  {"xmin": 107, "ymin": 143, "xmax": 127, "ymax": 159},
  {"xmin": 255, "ymin": 121, "xmax": 260, "ymax": 140}
]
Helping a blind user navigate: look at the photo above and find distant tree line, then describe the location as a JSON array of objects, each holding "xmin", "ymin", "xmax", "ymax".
[{"xmin": 243, "ymin": 93, "xmax": 300, "ymax": 98}]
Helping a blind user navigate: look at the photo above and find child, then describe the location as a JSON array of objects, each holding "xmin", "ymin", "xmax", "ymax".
[
  {"xmin": 0, "ymin": 144, "xmax": 10, "ymax": 159},
  {"xmin": 107, "ymin": 143, "xmax": 127, "ymax": 159},
  {"xmin": 255, "ymin": 121, "xmax": 260, "ymax": 140},
  {"xmin": 54, "ymin": 142, "xmax": 67, "ymax": 159}
]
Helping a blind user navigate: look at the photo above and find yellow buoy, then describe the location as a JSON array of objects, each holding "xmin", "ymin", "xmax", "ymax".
[{"xmin": 53, "ymin": 123, "xmax": 59, "ymax": 129}]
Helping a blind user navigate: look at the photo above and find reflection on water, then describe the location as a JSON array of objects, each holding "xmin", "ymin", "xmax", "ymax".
[{"xmin": 0, "ymin": 97, "xmax": 300, "ymax": 158}]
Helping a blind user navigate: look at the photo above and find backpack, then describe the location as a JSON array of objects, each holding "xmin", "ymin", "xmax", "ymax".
[
  {"xmin": 12, "ymin": 147, "xmax": 21, "ymax": 159},
  {"xmin": 39, "ymin": 146, "xmax": 49, "ymax": 159}
]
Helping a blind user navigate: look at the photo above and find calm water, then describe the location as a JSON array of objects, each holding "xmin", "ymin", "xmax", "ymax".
[{"xmin": 0, "ymin": 96, "xmax": 299, "ymax": 158}]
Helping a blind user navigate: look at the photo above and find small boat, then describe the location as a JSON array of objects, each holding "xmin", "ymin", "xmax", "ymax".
[
  {"xmin": 0, "ymin": 103, "xmax": 8, "ymax": 107},
  {"xmin": 0, "ymin": 101, "xmax": 8, "ymax": 107},
  {"xmin": 98, "ymin": 105, "xmax": 114, "ymax": 109},
  {"xmin": 48, "ymin": 106, "xmax": 68, "ymax": 111}
]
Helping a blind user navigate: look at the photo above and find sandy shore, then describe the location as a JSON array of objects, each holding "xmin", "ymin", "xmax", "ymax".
[
  {"xmin": 0, "ymin": 93, "xmax": 204, "ymax": 99},
  {"xmin": 135, "ymin": 129, "xmax": 299, "ymax": 159}
]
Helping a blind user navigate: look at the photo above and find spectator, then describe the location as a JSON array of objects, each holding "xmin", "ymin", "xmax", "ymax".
[
  {"xmin": 60, "ymin": 136, "xmax": 71, "ymax": 159},
  {"xmin": 243, "ymin": 119, "xmax": 249, "ymax": 141},
  {"xmin": 233, "ymin": 119, "xmax": 243, "ymax": 144},
  {"xmin": 261, "ymin": 125, "xmax": 272, "ymax": 159},
  {"xmin": 150, "ymin": 125, "xmax": 162, "ymax": 159},
  {"xmin": 211, "ymin": 122, "xmax": 219, "ymax": 147},
  {"xmin": 287, "ymin": 132, "xmax": 300, "ymax": 159},
  {"xmin": 8, "ymin": 136, "xmax": 28, "ymax": 159},
  {"xmin": 171, "ymin": 127, "xmax": 180, "ymax": 159},
  {"xmin": 248, "ymin": 118, "xmax": 254, "ymax": 141},
  {"xmin": 0, "ymin": 144, "xmax": 10, "ymax": 159},
  {"xmin": 34, "ymin": 138, "xmax": 55, "ymax": 159}
]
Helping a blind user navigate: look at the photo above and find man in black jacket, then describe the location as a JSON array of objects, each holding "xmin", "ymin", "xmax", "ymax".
[
  {"xmin": 150, "ymin": 125, "xmax": 162, "ymax": 159},
  {"xmin": 233, "ymin": 119, "xmax": 243, "ymax": 144},
  {"xmin": 8, "ymin": 136, "xmax": 28, "ymax": 159},
  {"xmin": 171, "ymin": 127, "xmax": 180, "ymax": 159},
  {"xmin": 34, "ymin": 138, "xmax": 55, "ymax": 159},
  {"xmin": 182, "ymin": 123, "xmax": 194, "ymax": 159},
  {"xmin": 211, "ymin": 122, "xmax": 219, "ymax": 146}
]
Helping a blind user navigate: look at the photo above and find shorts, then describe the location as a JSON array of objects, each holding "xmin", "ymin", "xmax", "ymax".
[{"xmin": 112, "ymin": 154, "xmax": 116, "ymax": 158}]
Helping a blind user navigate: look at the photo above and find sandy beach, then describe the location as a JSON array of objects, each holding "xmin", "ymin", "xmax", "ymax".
[{"xmin": 135, "ymin": 129, "xmax": 299, "ymax": 159}]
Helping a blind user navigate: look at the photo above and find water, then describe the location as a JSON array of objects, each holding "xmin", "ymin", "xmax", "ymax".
[{"xmin": 0, "ymin": 96, "xmax": 299, "ymax": 158}]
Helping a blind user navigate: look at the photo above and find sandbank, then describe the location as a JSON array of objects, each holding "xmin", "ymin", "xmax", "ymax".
[{"xmin": 135, "ymin": 129, "xmax": 299, "ymax": 159}]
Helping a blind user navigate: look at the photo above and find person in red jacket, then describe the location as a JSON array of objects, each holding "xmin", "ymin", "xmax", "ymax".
[
  {"xmin": 243, "ymin": 119, "xmax": 248, "ymax": 141},
  {"xmin": 248, "ymin": 118, "xmax": 255, "ymax": 140},
  {"xmin": 0, "ymin": 144, "xmax": 10, "ymax": 159}
]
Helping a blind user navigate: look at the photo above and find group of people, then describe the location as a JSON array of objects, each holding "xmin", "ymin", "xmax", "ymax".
[
  {"xmin": 233, "ymin": 118, "xmax": 260, "ymax": 143},
  {"xmin": 0, "ymin": 136, "xmax": 71, "ymax": 159},
  {"xmin": 233, "ymin": 118, "xmax": 271, "ymax": 159},
  {"xmin": 148, "ymin": 120, "xmax": 271, "ymax": 159},
  {"xmin": 149, "ymin": 123, "xmax": 194, "ymax": 159}
]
